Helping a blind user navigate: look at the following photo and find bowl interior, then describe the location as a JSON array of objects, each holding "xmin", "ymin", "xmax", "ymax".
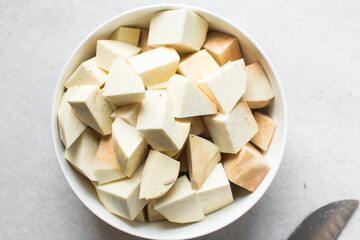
[{"xmin": 51, "ymin": 4, "xmax": 287, "ymax": 240}]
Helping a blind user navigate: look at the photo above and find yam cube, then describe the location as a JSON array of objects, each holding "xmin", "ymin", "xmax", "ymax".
[
  {"xmin": 147, "ymin": 200, "xmax": 166, "ymax": 222},
  {"xmin": 102, "ymin": 57, "xmax": 145, "ymax": 106},
  {"xmin": 242, "ymin": 62, "xmax": 274, "ymax": 109},
  {"xmin": 96, "ymin": 40, "xmax": 141, "ymax": 71},
  {"xmin": 197, "ymin": 59, "xmax": 247, "ymax": 114},
  {"xmin": 186, "ymin": 134, "xmax": 221, "ymax": 190},
  {"xmin": 251, "ymin": 112, "xmax": 276, "ymax": 151},
  {"xmin": 183, "ymin": 117, "xmax": 205, "ymax": 135},
  {"xmin": 138, "ymin": 28, "xmax": 154, "ymax": 53},
  {"xmin": 64, "ymin": 58, "xmax": 107, "ymax": 89},
  {"xmin": 110, "ymin": 103, "xmax": 140, "ymax": 126},
  {"xmin": 223, "ymin": 143, "xmax": 270, "ymax": 192},
  {"xmin": 148, "ymin": 9, "xmax": 208, "ymax": 53},
  {"xmin": 177, "ymin": 149, "xmax": 188, "ymax": 172},
  {"xmin": 146, "ymin": 81, "xmax": 168, "ymax": 90},
  {"xmin": 153, "ymin": 176, "xmax": 205, "ymax": 223},
  {"xmin": 197, "ymin": 163, "xmax": 233, "ymax": 214},
  {"xmin": 127, "ymin": 47, "xmax": 179, "ymax": 87},
  {"xmin": 163, "ymin": 119, "xmax": 191, "ymax": 157},
  {"xmin": 134, "ymin": 208, "xmax": 146, "ymax": 222},
  {"xmin": 204, "ymin": 100, "xmax": 258, "ymax": 153},
  {"xmin": 167, "ymin": 74, "xmax": 217, "ymax": 118},
  {"xmin": 200, "ymin": 117, "xmax": 211, "ymax": 138},
  {"xmin": 68, "ymin": 85, "xmax": 113, "ymax": 135},
  {"xmin": 202, "ymin": 31, "xmax": 242, "ymax": 66},
  {"xmin": 110, "ymin": 27, "xmax": 141, "ymax": 46}
]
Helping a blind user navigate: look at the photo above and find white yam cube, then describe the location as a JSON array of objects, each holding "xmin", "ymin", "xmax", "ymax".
[
  {"xmin": 148, "ymin": 9, "xmax": 208, "ymax": 53},
  {"xmin": 64, "ymin": 58, "xmax": 107, "ymax": 88},
  {"xmin": 153, "ymin": 176, "xmax": 205, "ymax": 223},
  {"xmin": 204, "ymin": 100, "xmax": 258, "ymax": 153},
  {"xmin": 102, "ymin": 57, "xmax": 145, "ymax": 106},
  {"xmin": 197, "ymin": 163, "xmax": 233, "ymax": 214},
  {"xmin": 197, "ymin": 59, "xmax": 247, "ymax": 114},
  {"xmin": 127, "ymin": 47, "xmax": 180, "ymax": 87},
  {"xmin": 186, "ymin": 134, "xmax": 221, "ymax": 190},
  {"xmin": 163, "ymin": 119, "xmax": 191, "ymax": 157},
  {"xmin": 140, "ymin": 150, "xmax": 180, "ymax": 199},
  {"xmin": 110, "ymin": 103, "xmax": 140, "ymax": 126},
  {"xmin": 96, "ymin": 40, "xmax": 141, "ymax": 71},
  {"xmin": 65, "ymin": 128, "xmax": 100, "ymax": 181},
  {"xmin": 147, "ymin": 200, "xmax": 166, "ymax": 222},
  {"xmin": 110, "ymin": 27, "xmax": 141, "ymax": 46},
  {"xmin": 96, "ymin": 164, "xmax": 149, "ymax": 221},
  {"xmin": 250, "ymin": 112, "xmax": 276, "ymax": 151},
  {"xmin": 68, "ymin": 85, "xmax": 113, "ymax": 135},
  {"xmin": 183, "ymin": 117, "xmax": 205, "ymax": 135},
  {"xmin": 138, "ymin": 28, "xmax": 154, "ymax": 53},
  {"xmin": 58, "ymin": 87, "xmax": 86, "ymax": 148},
  {"xmin": 167, "ymin": 74, "xmax": 217, "ymax": 118},
  {"xmin": 112, "ymin": 117, "xmax": 148, "ymax": 177},
  {"xmin": 94, "ymin": 135, "xmax": 126, "ymax": 185}
]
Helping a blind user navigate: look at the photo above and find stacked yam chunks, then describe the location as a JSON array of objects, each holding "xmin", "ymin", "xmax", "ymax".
[{"xmin": 57, "ymin": 8, "xmax": 277, "ymax": 224}]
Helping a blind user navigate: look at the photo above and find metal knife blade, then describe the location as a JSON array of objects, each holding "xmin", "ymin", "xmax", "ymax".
[{"xmin": 288, "ymin": 199, "xmax": 359, "ymax": 240}]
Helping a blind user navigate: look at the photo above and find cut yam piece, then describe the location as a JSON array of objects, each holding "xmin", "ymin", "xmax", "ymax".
[
  {"xmin": 153, "ymin": 176, "xmax": 205, "ymax": 223},
  {"xmin": 177, "ymin": 149, "xmax": 188, "ymax": 172},
  {"xmin": 200, "ymin": 117, "xmax": 211, "ymax": 138},
  {"xmin": 162, "ymin": 119, "xmax": 191, "ymax": 157},
  {"xmin": 146, "ymin": 81, "xmax": 168, "ymax": 90},
  {"xmin": 110, "ymin": 27, "xmax": 141, "ymax": 46},
  {"xmin": 110, "ymin": 103, "xmax": 140, "ymax": 127},
  {"xmin": 138, "ymin": 28, "xmax": 154, "ymax": 53},
  {"xmin": 147, "ymin": 200, "xmax": 166, "ymax": 222},
  {"xmin": 186, "ymin": 134, "xmax": 221, "ymax": 190},
  {"xmin": 251, "ymin": 112, "xmax": 276, "ymax": 151},
  {"xmin": 183, "ymin": 117, "xmax": 205, "ymax": 135},
  {"xmin": 140, "ymin": 150, "xmax": 180, "ymax": 199},
  {"xmin": 222, "ymin": 143, "xmax": 270, "ymax": 192},
  {"xmin": 134, "ymin": 208, "xmax": 146, "ymax": 222}
]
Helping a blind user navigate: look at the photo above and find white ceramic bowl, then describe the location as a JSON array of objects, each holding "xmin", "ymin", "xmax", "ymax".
[{"xmin": 51, "ymin": 4, "xmax": 287, "ymax": 239}]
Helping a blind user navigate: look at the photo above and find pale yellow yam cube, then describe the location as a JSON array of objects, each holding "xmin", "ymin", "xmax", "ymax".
[
  {"xmin": 223, "ymin": 143, "xmax": 270, "ymax": 192},
  {"xmin": 140, "ymin": 150, "xmax": 180, "ymax": 199},
  {"xmin": 58, "ymin": 87, "xmax": 86, "ymax": 148},
  {"xmin": 243, "ymin": 62, "xmax": 274, "ymax": 109},
  {"xmin": 202, "ymin": 31, "xmax": 242, "ymax": 66},
  {"xmin": 96, "ymin": 164, "xmax": 149, "ymax": 221},
  {"xmin": 68, "ymin": 85, "xmax": 113, "ymax": 135},
  {"xmin": 186, "ymin": 134, "xmax": 221, "ymax": 190},
  {"xmin": 102, "ymin": 57, "xmax": 145, "ymax": 106},
  {"xmin": 134, "ymin": 208, "xmax": 146, "ymax": 222},
  {"xmin": 153, "ymin": 176, "xmax": 205, "ymax": 223},
  {"xmin": 94, "ymin": 135, "xmax": 126, "ymax": 185},
  {"xmin": 110, "ymin": 103, "xmax": 140, "ymax": 126},
  {"xmin": 200, "ymin": 117, "xmax": 211, "ymax": 138},
  {"xmin": 136, "ymin": 90, "xmax": 178, "ymax": 152},
  {"xmin": 204, "ymin": 100, "xmax": 258, "ymax": 153},
  {"xmin": 163, "ymin": 119, "xmax": 191, "ymax": 157},
  {"xmin": 250, "ymin": 112, "xmax": 276, "ymax": 151},
  {"xmin": 112, "ymin": 118, "xmax": 148, "ymax": 177},
  {"xmin": 197, "ymin": 163, "xmax": 233, "ymax": 214},
  {"xmin": 110, "ymin": 27, "xmax": 141, "ymax": 46},
  {"xmin": 178, "ymin": 50, "xmax": 219, "ymax": 82},
  {"xmin": 138, "ymin": 28, "xmax": 154, "ymax": 53},
  {"xmin": 146, "ymin": 81, "xmax": 168, "ymax": 90},
  {"xmin": 177, "ymin": 149, "xmax": 188, "ymax": 172},
  {"xmin": 65, "ymin": 128, "xmax": 100, "ymax": 181},
  {"xmin": 96, "ymin": 40, "xmax": 141, "ymax": 71},
  {"xmin": 64, "ymin": 58, "xmax": 107, "ymax": 89},
  {"xmin": 197, "ymin": 59, "xmax": 247, "ymax": 114},
  {"xmin": 167, "ymin": 74, "xmax": 217, "ymax": 118},
  {"xmin": 127, "ymin": 47, "xmax": 179, "ymax": 87},
  {"xmin": 147, "ymin": 200, "xmax": 166, "ymax": 222},
  {"xmin": 148, "ymin": 9, "xmax": 208, "ymax": 53},
  {"xmin": 182, "ymin": 117, "xmax": 204, "ymax": 135}
]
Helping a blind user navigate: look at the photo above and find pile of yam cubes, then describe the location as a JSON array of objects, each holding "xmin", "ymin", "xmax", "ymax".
[{"xmin": 58, "ymin": 9, "xmax": 276, "ymax": 223}]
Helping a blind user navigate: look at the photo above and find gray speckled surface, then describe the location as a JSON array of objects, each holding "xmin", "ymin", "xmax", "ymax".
[{"xmin": 1, "ymin": 0, "xmax": 360, "ymax": 239}]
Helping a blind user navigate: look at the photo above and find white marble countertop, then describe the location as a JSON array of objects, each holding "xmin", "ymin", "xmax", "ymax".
[{"xmin": 1, "ymin": 0, "xmax": 359, "ymax": 239}]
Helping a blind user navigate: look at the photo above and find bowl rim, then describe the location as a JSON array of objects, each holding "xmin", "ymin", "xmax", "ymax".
[{"xmin": 51, "ymin": 3, "xmax": 288, "ymax": 239}]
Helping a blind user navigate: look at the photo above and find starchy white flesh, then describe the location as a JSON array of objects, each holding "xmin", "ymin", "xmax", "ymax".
[
  {"xmin": 197, "ymin": 163, "xmax": 233, "ymax": 214},
  {"xmin": 94, "ymin": 135, "xmax": 126, "ymax": 185},
  {"xmin": 64, "ymin": 58, "xmax": 107, "ymax": 88},
  {"xmin": 134, "ymin": 208, "xmax": 146, "ymax": 222},
  {"xmin": 204, "ymin": 100, "xmax": 258, "ymax": 153},
  {"xmin": 110, "ymin": 103, "xmax": 140, "ymax": 126},
  {"xmin": 140, "ymin": 150, "xmax": 180, "ymax": 199},
  {"xmin": 186, "ymin": 134, "xmax": 221, "ymax": 190},
  {"xmin": 96, "ymin": 40, "xmax": 141, "ymax": 71},
  {"xmin": 153, "ymin": 176, "xmax": 205, "ymax": 223},
  {"xmin": 178, "ymin": 50, "xmax": 219, "ymax": 82},
  {"xmin": 250, "ymin": 112, "xmax": 276, "ymax": 151},
  {"xmin": 163, "ymin": 119, "xmax": 191, "ymax": 157},
  {"xmin": 202, "ymin": 31, "xmax": 242, "ymax": 66},
  {"xmin": 223, "ymin": 143, "xmax": 270, "ymax": 192},
  {"xmin": 58, "ymin": 87, "xmax": 86, "ymax": 148},
  {"xmin": 136, "ymin": 90, "xmax": 178, "ymax": 152},
  {"xmin": 65, "ymin": 128, "xmax": 100, "ymax": 181},
  {"xmin": 110, "ymin": 27, "xmax": 141, "ymax": 46},
  {"xmin": 102, "ymin": 57, "xmax": 145, "ymax": 106},
  {"xmin": 197, "ymin": 59, "xmax": 247, "ymax": 114},
  {"xmin": 138, "ymin": 28, "xmax": 153, "ymax": 53},
  {"xmin": 148, "ymin": 9, "xmax": 208, "ymax": 53},
  {"xmin": 96, "ymin": 164, "xmax": 149, "ymax": 221},
  {"xmin": 167, "ymin": 74, "xmax": 217, "ymax": 118},
  {"xmin": 127, "ymin": 47, "xmax": 179, "ymax": 87},
  {"xmin": 242, "ymin": 62, "xmax": 274, "ymax": 109},
  {"xmin": 182, "ymin": 117, "xmax": 205, "ymax": 135},
  {"xmin": 68, "ymin": 85, "xmax": 113, "ymax": 135},
  {"xmin": 146, "ymin": 81, "xmax": 168, "ymax": 90},
  {"xmin": 147, "ymin": 200, "xmax": 166, "ymax": 222},
  {"xmin": 112, "ymin": 118, "xmax": 148, "ymax": 177}
]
